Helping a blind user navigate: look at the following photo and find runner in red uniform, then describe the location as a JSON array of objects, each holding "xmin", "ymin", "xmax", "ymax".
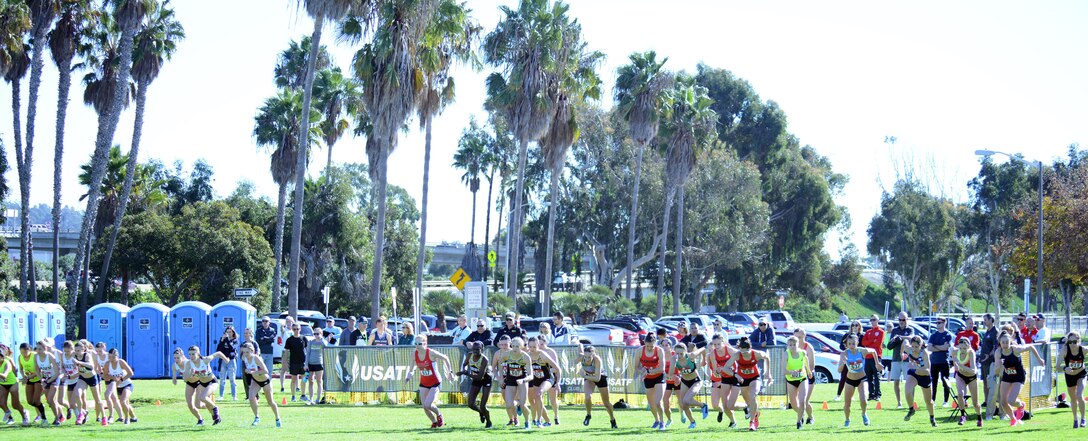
[
  {"xmin": 729, "ymin": 337, "xmax": 771, "ymax": 431},
  {"xmin": 661, "ymin": 340, "xmax": 679, "ymax": 427},
  {"xmin": 404, "ymin": 335, "xmax": 452, "ymax": 428},
  {"xmin": 639, "ymin": 334, "xmax": 667, "ymax": 429}
]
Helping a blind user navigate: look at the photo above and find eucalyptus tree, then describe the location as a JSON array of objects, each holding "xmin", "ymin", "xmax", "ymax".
[
  {"xmin": 0, "ymin": 0, "xmax": 31, "ymax": 299},
  {"xmin": 537, "ymin": 31, "xmax": 602, "ymax": 315},
  {"xmin": 342, "ymin": 0, "xmax": 441, "ymax": 321},
  {"xmin": 284, "ymin": 0, "xmax": 356, "ymax": 319},
  {"xmin": 254, "ymin": 89, "xmax": 321, "ymax": 312},
  {"xmin": 48, "ymin": 0, "xmax": 97, "ymax": 302},
  {"xmin": 413, "ymin": 0, "xmax": 478, "ymax": 301},
  {"xmin": 97, "ymin": 0, "xmax": 184, "ymax": 301},
  {"xmin": 614, "ymin": 51, "xmax": 670, "ymax": 302},
  {"xmin": 483, "ymin": 0, "xmax": 578, "ymax": 299}
]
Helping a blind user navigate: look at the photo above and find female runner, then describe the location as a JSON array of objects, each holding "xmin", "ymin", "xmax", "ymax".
[
  {"xmin": 61, "ymin": 341, "xmax": 80, "ymax": 423},
  {"xmin": 0, "ymin": 344, "xmax": 28, "ymax": 425},
  {"xmin": 708, "ymin": 335, "xmax": 737, "ymax": 426},
  {"xmin": 404, "ymin": 335, "xmax": 453, "ymax": 428},
  {"xmin": 785, "ymin": 336, "xmax": 812, "ymax": 429},
  {"xmin": 103, "ymin": 349, "xmax": 136, "ymax": 424},
  {"xmin": 902, "ymin": 335, "xmax": 937, "ymax": 427},
  {"xmin": 456, "ymin": 341, "xmax": 492, "ymax": 428},
  {"xmin": 500, "ymin": 337, "xmax": 532, "ymax": 429},
  {"xmin": 662, "ymin": 339, "xmax": 679, "ymax": 428},
  {"xmin": 1058, "ymin": 331, "xmax": 1087, "ymax": 428},
  {"xmin": 536, "ymin": 327, "xmax": 563, "ymax": 425},
  {"xmin": 16, "ymin": 343, "xmax": 45, "ymax": 424},
  {"xmin": 839, "ymin": 332, "xmax": 884, "ymax": 427},
  {"xmin": 94, "ymin": 342, "xmax": 113, "ymax": 421},
  {"xmin": 950, "ymin": 336, "xmax": 982, "ymax": 426},
  {"xmin": 730, "ymin": 337, "xmax": 771, "ymax": 431},
  {"xmin": 526, "ymin": 337, "xmax": 561, "ymax": 427},
  {"xmin": 992, "ymin": 331, "xmax": 1042, "ymax": 426},
  {"xmin": 171, "ymin": 347, "xmax": 202, "ymax": 411},
  {"xmin": 242, "ymin": 328, "xmax": 259, "ymax": 401},
  {"xmin": 836, "ymin": 320, "xmax": 865, "ymax": 401},
  {"xmin": 793, "ymin": 328, "xmax": 817, "ymax": 424},
  {"xmin": 579, "ymin": 344, "xmax": 616, "ymax": 428},
  {"xmin": 240, "ymin": 342, "xmax": 281, "ymax": 427},
  {"xmin": 34, "ymin": 340, "xmax": 63, "ymax": 425},
  {"xmin": 186, "ymin": 345, "xmax": 229, "ymax": 425},
  {"xmin": 638, "ymin": 334, "xmax": 667, "ymax": 430},
  {"xmin": 72, "ymin": 340, "xmax": 104, "ymax": 426},
  {"xmin": 674, "ymin": 343, "xmax": 709, "ymax": 429}
]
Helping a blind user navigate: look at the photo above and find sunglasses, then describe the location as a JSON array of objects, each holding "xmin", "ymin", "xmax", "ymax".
[
  {"xmin": 415, "ymin": 342, "xmax": 425, "ymax": 346},
  {"xmin": 898, "ymin": 319, "xmax": 907, "ymax": 322},
  {"xmin": 477, "ymin": 324, "xmax": 485, "ymax": 328},
  {"xmin": 759, "ymin": 324, "xmax": 767, "ymax": 327}
]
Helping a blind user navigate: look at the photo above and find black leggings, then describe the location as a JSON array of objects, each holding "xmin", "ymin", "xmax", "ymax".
[
  {"xmin": 467, "ymin": 383, "xmax": 492, "ymax": 422},
  {"xmin": 930, "ymin": 363, "xmax": 950, "ymax": 402},
  {"xmin": 865, "ymin": 358, "xmax": 881, "ymax": 398}
]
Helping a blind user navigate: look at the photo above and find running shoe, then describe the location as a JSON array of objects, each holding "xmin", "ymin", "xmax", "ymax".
[
  {"xmin": 942, "ymin": 401, "xmax": 950, "ymax": 408},
  {"xmin": 728, "ymin": 421, "xmax": 736, "ymax": 428},
  {"xmin": 959, "ymin": 415, "xmax": 966, "ymax": 425},
  {"xmin": 583, "ymin": 415, "xmax": 591, "ymax": 426},
  {"xmin": 905, "ymin": 407, "xmax": 916, "ymax": 421},
  {"xmin": 542, "ymin": 421, "xmax": 551, "ymax": 427},
  {"xmin": 479, "ymin": 412, "xmax": 485, "ymax": 423},
  {"xmin": 977, "ymin": 418, "xmax": 982, "ymax": 428},
  {"xmin": 58, "ymin": 415, "xmax": 66, "ymax": 423},
  {"xmin": 437, "ymin": 415, "xmax": 444, "ymax": 428},
  {"xmin": 213, "ymin": 416, "xmax": 221, "ymax": 426},
  {"xmin": 253, "ymin": 417, "xmax": 260, "ymax": 426},
  {"xmin": 3, "ymin": 413, "xmax": 11, "ymax": 425},
  {"xmin": 291, "ymin": 395, "xmax": 296, "ymax": 402},
  {"xmin": 1081, "ymin": 418, "xmax": 1085, "ymax": 427},
  {"xmin": 430, "ymin": 422, "xmax": 438, "ymax": 428},
  {"xmin": 664, "ymin": 420, "xmax": 671, "ymax": 428},
  {"xmin": 485, "ymin": 421, "xmax": 493, "ymax": 429},
  {"xmin": 39, "ymin": 417, "xmax": 46, "ymax": 427},
  {"xmin": 130, "ymin": 417, "xmax": 138, "ymax": 423},
  {"xmin": 33, "ymin": 416, "xmax": 41, "ymax": 424},
  {"xmin": 554, "ymin": 418, "xmax": 560, "ymax": 425},
  {"xmin": 833, "ymin": 395, "xmax": 841, "ymax": 401},
  {"xmin": 516, "ymin": 406, "xmax": 522, "ymax": 417},
  {"xmin": 52, "ymin": 420, "xmax": 60, "ymax": 426},
  {"xmin": 610, "ymin": 419, "xmax": 617, "ymax": 429},
  {"xmin": 689, "ymin": 422, "xmax": 697, "ymax": 429},
  {"xmin": 1014, "ymin": 404, "xmax": 1025, "ymax": 421},
  {"xmin": 717, "ymin": 411, "xmax": 723, "ymax": 423},
  {"xmin": 806, "ymin": 416, "xmax": 813, "ymax": 425},
  {"xmin": 651, "ymin": 421, "xmax": 660, "ymax": 429},
  {"xmin": 523, "ymin": 420, "xmax": 530, "ymax": 430},
  {"xmin": 702, "ymin": 403, "xmax": 709, "ymax": 420},
  {"xmin": 196, "ymin": 419, "xmax": 204, "ymax": 426},
  {"xmin": 100, "ymin": 417, "xmax": 107, "ymax": 426},
  {"xmin": 844, "ymin": 419, "xmax": 850, "ymax": 427},
  {"xmin": 276, "ymin": 419, "xmax": 282, "ymax": 428},
  {"xmin": 754, "ymin": 414, "xmax": 759, "ymax": 429},
  {"xmin": 1074, "ymin": 420, "xmax": 1079, "ymax": 429},
  {"xmin": 681, "ymin": 415, "xmax": 686, "ymax": 424},
  {"xmin": 748, "ymin": 419, "xmax": 756, "ymax": 431},
  {"xmin": 862, "ymin": 414, "xmax": 870, "ymax": 426},
  {"xmin": 300, "ymin": 395, "xmax": 308, "ymax": 402},
  {"xmin": 797, "ymin": 420, "xmax": 802, "ymax": 429},
  {"xmin": 744, "ymin": 407, "xmax": 750, "ymax": 419},
  {"xmin": 930, "ymin": 416, "xmax": 937, "ymax": 427}
]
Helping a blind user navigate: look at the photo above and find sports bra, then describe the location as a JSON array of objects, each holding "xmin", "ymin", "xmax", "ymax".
[
  {"xmin": 956, "ymin": 350, "xmax": 973, "ymax": 369},
  {"xmin": 371, "ymin": 330, "xmax": 392, "ymax": 346},
  {"xmin": 190, "ymin": 359, "xmax": 214, "ymax": 378},
  {"xmin": 679, "ymin": 356, "xmax": 698, "ymax": 377},
  {"xmin": 505, "ymin": 356, "xmax": 527, "ymax": 379},
  {"xmin": 581, "ymin": 356, "xmax": 596, "ymax": 375},
  {"xmin": 109, "ymin": 360, "xmax": 131, "ymax": 387},
  {"xmin": 96, "ymin": 353, "xmax": 108, "ymax": 369},
  {"xmin": 77, "ymin": 353, "xmax": 94, "ymax": 375},
  {"xmin": 19, "ymin": 354, "xmax": 38, "ymax": 380},
  {"xmin": 845, "ymin": 349, "xmax": 865, "ymax": 374},
  {"xmin": 907, "ymin": 350, "xmax": 928, "ymax": 369},
  {"xmin": 62, "ymin": 354, "xmax": 77, "ymax": 377},
  {"xmin": 1066, "ymin": 346, "xmax": 1085, "ymax": 370},
  {"xmin": 1001, "ymin": 349, "xmax": 1024, "ymax": 376},
  {"xmin": 714, "ymin": 348, "xmax": 732, "ymax": 371},
  {"xmin": 785, "ymin": 349, "xmax": 807, "ymax": 381},
  {"xmin": 531, "ymin": 354, "xmax": 552, "ymax": 380}
]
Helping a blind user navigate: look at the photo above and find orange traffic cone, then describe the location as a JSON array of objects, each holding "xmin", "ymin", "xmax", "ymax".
[
  {"xmin": 822, "ymin": 402, "xmax": 829, "ymax": 410},
  {"xmin": 875, "ymin": 401, "xmax": 882, "ymax": 410},
  {"xmin": 155, "ymin": 400, "xmax": 161, "ymax": 406},
  {"xmin": 282, "ymin": 397, "xmax": 288, "ymax": 405}
]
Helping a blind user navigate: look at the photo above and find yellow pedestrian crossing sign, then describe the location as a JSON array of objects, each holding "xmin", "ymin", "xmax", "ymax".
[
  {"xmin": 487, "ymin": 251, "xmax": 497, "ymax": 267},
  {"xmin": 450, "ymin": 267, "xmax": 472, "ymax": 291}
]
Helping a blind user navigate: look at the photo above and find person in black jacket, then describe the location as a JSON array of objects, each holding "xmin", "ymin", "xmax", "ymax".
[
  {"xmin": 216, "ymin": 327, "xmax": 239, "ymax": 400},
  {"xmin": 464, "ymin": 320, "xmax": 494, "ymax": 347},
  {"xmin": 492, "ymin": 314, "xmax": 524, "ymax": 347},
  {"xmin": 256, "ymin": 318, "xmax": 276, "ymax": 373}
]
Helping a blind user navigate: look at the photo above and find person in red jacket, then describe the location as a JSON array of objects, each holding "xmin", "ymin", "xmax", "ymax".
[
  {"xmin": 861, "ymin": 315, "xmax": 886, "ymax": 401},
  {"xmin": 955, "ymin": 317, "xmax": 981, "ymax": 351}
]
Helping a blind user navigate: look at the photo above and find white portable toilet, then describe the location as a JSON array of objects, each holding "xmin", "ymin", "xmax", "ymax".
[
  {"xmin": 41, "ymin": 303, "xmax": 66, "ymax": 347},
  {"xmin": 0, "ymin": 303, "xmax": 13, "ymax": 348}
]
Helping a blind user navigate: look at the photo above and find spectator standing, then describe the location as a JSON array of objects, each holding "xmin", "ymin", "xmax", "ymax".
[
  {"xmin": 279, "ymin": 316, "xmax": 296, "ymax": 393},
  {"xmin": 887, "ymin": 312, "xmax": 914, "ymax": 408},
  {"xmin": 682, "ymin": 324, "xmax": 708, "ymax": 349},
  {"xmin": 1034, "ymin": 315, "xmax": 1050, "ymax": 343},
  {"xmin": 551, "ymin": 312, "xmax": 576, "ymax": 345},
  {"xmin": 322, "ymin": 318, "xmax": 341, "ymax": 345},
  {"xmin": 450, "ymin": 315, "xmax": 473, "ymax": 346},
  {"xmin": 861, "ymin": 315, "xmax": 886, "ymax": 401},
  {"xmin": 927, "ymin": 318, "xmax": 954, "ymax": 407},
  {"xmin": 749, "ymin": 318, "xmax": 775, "ymax": 350},
  {"xmin": 216, "ymin": 327, "xmax": 239, "ymax": 400},
  {"xmin": 339, "ymin": 317, "xmax": 361, "ymax": 346},
  {"xmin": 840, "ymin": 311, "xmax": 849, "ymax": 324},
  {"xmin": 464, "ymin": 319, "xmax": 494, "ymax": 347},
  {"xmin": 493, "ymin": 313, "xmax": 525, "ymax": 347},
  {"xmin": 955, "ymin": 316, "xmax": 981, "ymax": 351},
  {"xmin": 256, "ymin": 317, "xmax": 276, "ymax": 374},
  {"xmin": 1022, "ymin": 316, "xmax": 1038, "ymax": 344},
  {"xmin": 284, "ymin": 324, "xmax": 308, "ymax": 402},
  {"xmin": 369, "ymin": 316, "xmax": 395, "ymax": 346},
  {"xmin": 397, "ymin": 322, "xmax": 418, "ymax": 346},
  {"xmin": 306, "ymin": 327, "xmax": 327, "ymax": 405},
  {"xmin": 656, "ymin": 328, "xmax": 677, "ymax": 348}
]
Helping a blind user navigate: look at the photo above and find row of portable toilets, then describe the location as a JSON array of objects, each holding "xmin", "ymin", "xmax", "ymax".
[
  {"xmin": 0, "ymin": 302, "xmax": 67, "ymax": 351},
  {"xmin": 85, "ymin": 301, "xmax": 257, "ymax": 379}
]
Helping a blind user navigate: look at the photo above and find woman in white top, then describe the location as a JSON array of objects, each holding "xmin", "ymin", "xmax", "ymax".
[
  {"xmin": 102, "ymin": 349, "xmax": 136, "ymax": 424},
  {"xmin": 93, "ymin": 342, "xmax": 112, "ymax": 421},
  {"xmin": 241, "ymin": 342, "xmax": 281, "ymax": 426},
  {"xmin": 186, "ymin": 346, "xmax": 229, "ymax": 426},
  {"xmin": 34, "ymin": 340, "xmax": 63, "ymax": 425}
]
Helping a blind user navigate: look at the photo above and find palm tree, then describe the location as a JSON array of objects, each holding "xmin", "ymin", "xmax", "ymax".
[
  {"xmin": 274, "ymin": 35, "xmax": 330, "ymax": 90},
  {"xmin": 483, "ymin": 0, "xmax": 577, "ymax": 299},
  {"xmin": 614, "ymin": 51, "xmax": 670, "ymax": 304},
  {"xmin": 69, "ymin": 0, "xmax": 148, "ymax": 336},
  {"xmin": 312, "ymin": 66, "xmax": 362, "ymax": 172},
  {"xmin": 412, "ymin": 0, "xmax": 478, "ymax": 323},
  {"xmin": 254, "ymin": 89, "xmax": 321, "ymax": 312},
  {"xmin": 537, "ymin": 30, "xmax": 602, "ymax": 316},
  {"xmin": 452, "ymin": 118, "xmax": 488, "ymax": 245},
  {"xmin": 343, "ymin": 0, "xmax": 441, "ymax": 322},
  {"xmin": 0, "ymin": 0, "xmax": 31, "ymax": 300},
  {"xmin": 48, "ymin": 0, "xmax": 97, "ymax": 303},
  {"xmin": 481, "ymin": 113, "xmax": 513, "ymax": 287},
  {"xmin": 285, "ymin": 0, "xmax": 356, "ymax": 319},
  {"xmin": 659, "ymin": 75, "xmax": 717, "ymax": 314},
  {"xmin": 96, "ymin": 0, "xmax": 184, "ymax": 301}
]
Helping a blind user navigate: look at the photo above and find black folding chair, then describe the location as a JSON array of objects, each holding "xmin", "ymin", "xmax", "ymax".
[{"xmin": 941, "ymin": 377, "xmax": 968, "ymax": 423}]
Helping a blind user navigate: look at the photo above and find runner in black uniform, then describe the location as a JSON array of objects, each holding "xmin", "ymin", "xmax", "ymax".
[
  {"xmin": 526, "ymin": 337, "xmax": 560, "ymax": 427},
  {"xmin": 901, "ymin": 336, "xmax": 936, "ymax": 427},
  {"xmin": 579, "ymin": 345, "xmax": 616, "ymax": 428},
  {"xmin": 456, "ymin": 341, "xmax": 492, "ymax": 428},
  {"xmin": 499, "ymin": 337, "xmax": 532, "ymax": 429},
  {"xmin": 993, "ymin": 331, "xmax": 1043, "ymax": 426},
  {"xmin": 1057, "ymin": 331, "xmax": 1087, "ymax": 428}
]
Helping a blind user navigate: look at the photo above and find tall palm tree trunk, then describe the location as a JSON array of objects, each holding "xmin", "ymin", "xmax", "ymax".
[
  {"xmin": 97, "ymin": 81, "xmax": 150, "ymax": 300},
  {"xmin": 625, "ymin": 141, "xmax": 646, "ymax": 301},
  {"xmin": 542, "ymin": 166, "xmax": 560, "ymax": 316},
  {"xmin": 414, "ymin": 118, "xmax": 433, "ymax": 322},
  {"xmin": 482, "ymin": 169, "xmax": 494, "ymax": 283},
  {"xmin": 288, "ymin": 18, "xmax": 324, "ymax": 318},
  {"xmin": 507, "ymin": 138, "xmax": 530, "ymax": 300},
  {"xmin": 10, "ymin": 78, "xmax": 28, "ymax": 301},
  {"xmin": 469, "ymin": 187, "xmax": 477, "ymax": 244},
  {"xmin": 369, "ymin": 146, "xmax": 390, "ymax": 322},
  {"xmin": 672, "ymin": 185, "xmax": 685, "ymax": 314},
  {"xmin": 492, "ymin": 186, "xmax": 505, "ymax": 292},
  {"xmin": 272, "ymin": 183, "xmax": 287, "ymax": 311},
  {"xmin": 70, "ymin": 20, "xmax": 138, "ymax": 337},
  {"xmin": 326, "ymin": 140, "xmax": 334, "ymax": 172},
  {"xmin": 654, "ymin": 186, "xmax": 675, "ymax": 318},
  {"xmin": 23, "ymin": 10, "xmax": 53, "ymax": 302},
  {"xmin": 52, "ymin": 53, "xmax": 74, "ymax": 304}
]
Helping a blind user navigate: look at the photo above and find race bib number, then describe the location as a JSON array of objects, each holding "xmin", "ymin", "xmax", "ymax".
[
  {"xmin": 1004, "ymin": 367, "xmax": 1018, "ymax": 375},
  {"xmin": 420, "ymin": 369, "xmax": 434, "ymax": 377},
  {"xmin": 1070, "ymin": 362, "xmax": 1084, "ymax": 370},
  {"xmin": 740, "ymin": 367, "xmax": 755, "ymax": 375},
  {"xmin": 848, "ymin": 361, "xmax": 863, "ymax": 371}
]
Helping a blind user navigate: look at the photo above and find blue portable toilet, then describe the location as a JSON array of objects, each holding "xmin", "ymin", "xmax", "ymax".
[
  {"xmin": 10, "ymin": 304, "xmax": 30, "ymax": 348},
  {"xmin": 210, "ymin": 301, "xmax": 256, "ymax": 375},
  {"xmin": 86, "ymin": 303, "xmax": 129, "ymax": 356},
  {"xmin": 0, "ymin": 303, "xmax": 13, "ymax": 348},
  {"xmin": 170, "ymin": 301, "xmax": 211, "ymax": 356},
  {"xmin": 24, "ymin": 303, "xmax": 49, "ymax": 346},
  {"xmin": 126, "ymin": 303, "xmax": 170, "ymax": 378},
  {"xmin": 41, "ymin": 303, "xmax": 66, "ymax": 347}
]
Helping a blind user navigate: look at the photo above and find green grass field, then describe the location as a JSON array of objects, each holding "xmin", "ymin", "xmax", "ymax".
[{"xmin": 0, "ymin": 380, "xmax": 1082, "ymax": 440}]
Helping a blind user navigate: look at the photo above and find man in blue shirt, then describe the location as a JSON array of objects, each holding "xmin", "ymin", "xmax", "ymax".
[{"xmin": 927, "ymin": 318, "xmax": 954, "ymax": 407}]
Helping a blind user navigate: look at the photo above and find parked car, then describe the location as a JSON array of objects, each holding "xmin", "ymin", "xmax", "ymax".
[
  {"xmin": 727, "ymin": 334, "xmax": 840, "ymax": 384},
  {"xmin": 658, "ymin": 314, "xmax": 713, "ymax": 335},
  {"xmin": 575, "ymin": 324, "xmax": 624, "ymax": 346},
  {"xmin": 707, "ymin": 314, "xmax": 751, "ymax": 335},
  {"xmin": 913, "ymin": 316, "xmax": 967, "ymax": 333},
  {"xmin": 832, "ymin": 320, "xmax": 931, "ymax": 341},
  {"xmin": 271, "ymin": 310, "xmax": 327, "ymax": 328},
  {"xmin": 593, "ymin": 317, "xmax": 653, "ymax": 337},
  {"xmin": 717, "ymin": 312, "xmax": 760, "ymax": 329},
  {"xmin": 774, "ymin": 330, "xmax": 841, "ymax": 355},
  {"xmin": 750, "ymin": 310, "xmax": 796, "ymax": 330}
]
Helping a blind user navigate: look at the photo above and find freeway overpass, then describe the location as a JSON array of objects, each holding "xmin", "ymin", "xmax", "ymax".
[{"xmin": 1, "ymin": 229, "xmax": 81, "ymax": 264}]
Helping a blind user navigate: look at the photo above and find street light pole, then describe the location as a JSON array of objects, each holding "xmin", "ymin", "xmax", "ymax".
[{"xmin": 974, "ymin": 150, "xmax": 1045, "ymax": 313}]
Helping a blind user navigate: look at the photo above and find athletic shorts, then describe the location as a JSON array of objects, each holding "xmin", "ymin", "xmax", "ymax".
[
  {"xmin": 289, "ymin": 363, "xmax": 305, "ymax": 376},
  {"xmin": 42, "ymin": 377, "xmax": 62, "ymax": 388},
  {"xmin": 1001, "ymin": 372, "xmax": 1025, "ymax": 385},
  {"xmin": 419, "ymin": 381, "xmax": 440, "ymax": 390},
  {"xmin": 307, "ymin": 364, "xmax": 324, "ymax": 373},
  {"xmin": 199, "ymin": 379, "xmax": 218, "ymax": 388},
  {"xmin": 786, "ymin": 379, "xmax": 804, "ymax": 388},
  {"xmin": 66, "ymin": 381, "xmax": 78, "ymax": 391},
  {"xmin": 0, "ymin": 383, "xmax": 15, "ymax": 391},
  {"xmin": 78, "ymin": 375, "xmax": 99, "ymax": 387},
  {"xmin": 117, "ymin": 382, "xmax": 134, "ymax": 393},
  {"xmin": 720, "ymin": 376, "xmax": 738, "ymax": 387},
  {"xmin": 246, "ymin": 373, "xmax": 271, "ymax": 389},
  {"xmin": 643, "ymin": 374, "xmax": 664, "ymax": 389},
  {"xmin": 889, "ymin": 361, "xmax": 909, "ymax": 381},
  {"xmin": 528, "ymin": 376, "xmax": 552, "ymax": 388},
  {"xmin": 844, "ymin": 376, "xmax": 864, "ymax": 388},
  {"xmin": 590, "ymin": 376, "xmax": 608, "ymax": 389},
  {"xmin": 504, "ymin": 376, "xmax": 525, "ymax": 388},
  {"xmin": 908, "ymin": 371, "xmax": 931, "ymax": 389},
  {"xmin": 681, "ymin": 377, "xmax": 700, "ymax": 388},
  {"xmin": 665, "ymin": 382, "xmax": 680, "ymax": 391},
  {"xmin": 1065, "ymin": 370, "xmax": 1086, "ymax": 387},
  {"xmin": 471, "ymin": 375, "xmax": 493, "ymax": 389},
  {"xmin": 26, "ymin": 378, "xmax": 40, "ymax": 385},
  {"xmin": 956, "ymin": 372, "xmax": 977, "ymax": 384},
  {"xmin": 737, "ymin": 376, "xmax": 759, "ymax": 388},
  {"xmin": 186, "ymin": 381, "xmax": 200, "ymax": 389}
]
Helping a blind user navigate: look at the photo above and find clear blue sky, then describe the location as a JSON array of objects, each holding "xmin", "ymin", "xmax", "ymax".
[{"xmin": 1, "ymin": 0, "xmax": 1085, "ymax": 259}]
